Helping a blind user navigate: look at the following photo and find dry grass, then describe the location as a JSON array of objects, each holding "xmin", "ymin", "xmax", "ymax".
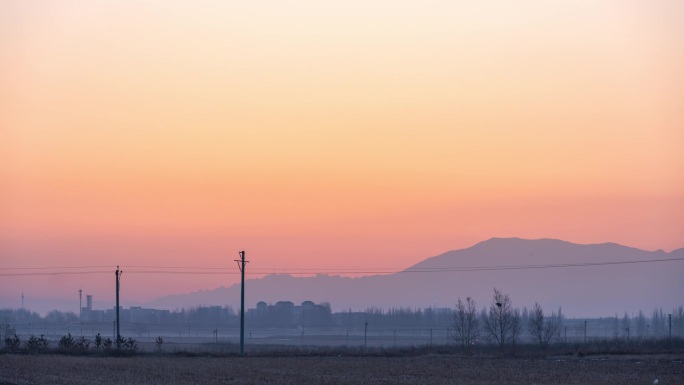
[{"xmin": 1, "ymin": 353, "xmax": 683, "ymax": 385}]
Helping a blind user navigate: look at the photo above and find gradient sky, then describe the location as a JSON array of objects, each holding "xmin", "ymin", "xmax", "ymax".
[{"xmin": 1, "ymin": 1, "xmax": 683, "ymax": 312}]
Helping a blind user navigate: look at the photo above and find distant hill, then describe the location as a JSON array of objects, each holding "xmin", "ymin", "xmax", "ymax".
[{"xmin": 145, "ymin": 238, "xmax": 684, "ymax": 317}]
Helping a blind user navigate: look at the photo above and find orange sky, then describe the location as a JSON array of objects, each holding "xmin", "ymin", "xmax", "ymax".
[{"xmin": 1, "ymin": 1, "xmax": 683, "ymax": 310}]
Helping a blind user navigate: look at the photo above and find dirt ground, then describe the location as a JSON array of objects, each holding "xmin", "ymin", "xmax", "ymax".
[{"xmin": 1, "ymin": 353, "xmax": 683, "ymax": 385}]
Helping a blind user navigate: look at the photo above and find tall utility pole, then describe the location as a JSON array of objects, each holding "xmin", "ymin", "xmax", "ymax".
[
  {"xmin": 79, "ymin": 289, "xmax": 82, "ymax": 320},
  {"xmin": 115, "ymin": 266, "xmax": 122, "ymax": 342},
  {"xmin": 235, "ymin": 251, "xmax": 248, "ymax": 355},
  {"xmin": 669, "ymin": 314, "xmax": 673, "ymax": 341},
  {"xmin": 21, "ymin": 292, "xmax": 24, "ymax": 309}
]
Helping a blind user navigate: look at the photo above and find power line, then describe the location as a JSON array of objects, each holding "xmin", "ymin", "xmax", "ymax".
[
  {"xmin": 0, "ymin": 270, "xmax": 111, "ymax": 276},
  {"xmin": 1, "ymin": 256, "xmax": 682, "ymax": 277},
  {"xmin": 0, "ymin": 266, "xmax": 112, "ymax": 270}
]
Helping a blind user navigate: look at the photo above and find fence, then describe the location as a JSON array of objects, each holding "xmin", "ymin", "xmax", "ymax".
[{"xmin": 3, "ymin": 316, "xmax": 682, "ymax": 351}]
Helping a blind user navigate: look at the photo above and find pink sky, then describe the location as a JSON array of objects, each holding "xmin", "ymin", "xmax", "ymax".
[{"xmin": 1, "ymin": 1, "xmax": 683, "ymax": 312}]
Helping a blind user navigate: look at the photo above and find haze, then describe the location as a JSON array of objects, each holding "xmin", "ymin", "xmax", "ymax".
[{"xmin": 1, "ymin": 1, "xmax": 683, "ymax": 311}]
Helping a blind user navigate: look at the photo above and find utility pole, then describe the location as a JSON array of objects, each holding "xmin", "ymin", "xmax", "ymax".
[
  {"xmin": 364, "ymin": 321, "xmax": 368, "ymax": 348},
  {"xmin": 79, "ymin": 289, "xmax": 82, "ymax": 320},
  {"xmin": 115, "ymin": 266, "xmax": 122, "ymax": 343},
  {"xmin": 669, "ymin": 314, "xmax": 673, "ymax": 341},
  {"xmin": 21, "ymin": 291, "xmax": 24, "ymax": 309},
  {"xmin": 235, "ymin": 251, "xmax": 248, "ymax": 355}
]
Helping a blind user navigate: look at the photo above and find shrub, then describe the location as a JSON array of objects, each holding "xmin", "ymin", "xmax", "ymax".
[
  {"xmin": 155, "ymin": 336, "xmax": 164, "ymax": 352},
  {"xmin": 94, "ymin": 333, "xmax": 103, "ymax": 350},
  {"xmin": 58, "ymin": 333, "xmax": 76, "ymax": 350},
  {"xmin": 26, "ymin": 334, "xmax": 49, "ymax": 351},
  {"xmin": 76, "ymin": 336, "xmax": 90, "ymax": 351},
  {"xmin": 115, "ymin": 335, "xmax": 126, "ymax": 350},
  {"xmin": 125, "ymin": 337, "xmax": 137, "ymax": 352},
  {"xmin": 4, "ymin": 334, "xmax": 20, "ymax": 351},
  {"xmin": 103, "ymin": 337, "xmax": 113, "ymax": 350},
  {"xmin": 112, "ymin": 335, "xmax": 137, "ymax": 352}
]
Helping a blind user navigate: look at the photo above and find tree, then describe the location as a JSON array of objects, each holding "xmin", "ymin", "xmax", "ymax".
[
  {"xmin": 4, "ymin": 334, "xmax": 20, "ymax": 351},
  {"xmin": 76, "ymin": 336, "xmax": 90, "ymax": 351},
  {"xmin": 527, "ymin": 302, "xmax": 560, "ymax": 348},
  {"xmin": 453, "ymin": 297, "xmax": 479, "ymax": 348},
  {"xmin": 483, "ymin": 288, "xmax": 521, "ymax": 347},
  {"xmin": 125, "ymin": 337, "xmax": 137, "ymax": 352},
  {"xmin": 115, "ymin": 335, "xmax": 126, "ymax": 350},
  {"xmin": 511, "ymin": 308, "xmax": 523, "ymax": 344},
  {"xmin": 26, "ymin": 334, "xmax": 49, "ymax": 352},
  {"xmin": 622, "ymin": 312, "xmax": 631, "ymax": 339},
  {"xmin": 58, "ymin": 333, "xmax": 76, "ymax": 350},
  {"xmin": 636, "ymin": 311, "xmax": 647, "ymax": 338},
  {"xmin": 94, "ymin": 333, "xmax": 103, "ymax": 350}
]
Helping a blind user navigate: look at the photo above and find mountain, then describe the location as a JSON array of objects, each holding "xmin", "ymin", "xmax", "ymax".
[{"xmin": 145, "ymin": 238, "xmax": 684, "ymax": 317}]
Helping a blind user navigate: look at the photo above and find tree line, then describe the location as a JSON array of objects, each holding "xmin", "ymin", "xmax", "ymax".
[{"xmin": 452, "ymin": 288, "xmax": 684, "ymax": 349}]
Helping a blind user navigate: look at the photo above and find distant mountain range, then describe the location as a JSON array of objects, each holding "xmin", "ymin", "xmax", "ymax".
[{"xmin": 145, "ymin": 238, "xmax": 684, "ymax": 317}]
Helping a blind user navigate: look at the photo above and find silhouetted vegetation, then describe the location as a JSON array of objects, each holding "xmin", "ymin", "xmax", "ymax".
[
  {"xmin": 4, "ymin": 334, "xmax": 20, "ymax": 351},
  {"xmin": 26, "ymin": 334, "xmax": 49, "ymax": 352},
  {"xmin": 528, "ymin": 302, "xmax": 561, "ymax": 348},
  {"xmin": 452, "ymin": 297, "xmax": 479, "ymax": 348},
  {"xmin": 483, "ymin": 288, "xmax": 522, "ymax": 347}
]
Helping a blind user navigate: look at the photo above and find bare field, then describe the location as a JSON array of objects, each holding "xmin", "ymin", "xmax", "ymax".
[{"xmin": 1, "ymin": 353, "xmax": 683, "ymax": 385}]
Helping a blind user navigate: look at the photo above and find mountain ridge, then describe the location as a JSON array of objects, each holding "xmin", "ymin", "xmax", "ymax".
[{"xmin": 144, "ymin": 238, "xmax": 684, "ymax": 317}]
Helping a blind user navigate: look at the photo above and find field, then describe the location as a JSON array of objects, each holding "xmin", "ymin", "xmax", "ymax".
[{"xmin": 1, "ymin": 353, "xmax": 683, "ymax": 385}]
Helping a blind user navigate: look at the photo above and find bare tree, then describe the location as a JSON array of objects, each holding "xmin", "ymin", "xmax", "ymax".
[
  {"xmin": 453, "ymin": 297, "xmax": 479, "ymax": 348},
  {"xmin": 528, "ymin": 302, "xmax": 560, "ymax": 348},
  {"xmin": 511, "ymin": 308, "xmax": 523, "ymax": 345},
  {"xmin": 483, "ymin": 288, "xmax": 520, "ymax": 347}
]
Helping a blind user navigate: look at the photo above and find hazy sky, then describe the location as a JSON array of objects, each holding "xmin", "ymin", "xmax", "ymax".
[{"xmin": 1, "ymin": 1, "xmax": 683, "ymax": 309}]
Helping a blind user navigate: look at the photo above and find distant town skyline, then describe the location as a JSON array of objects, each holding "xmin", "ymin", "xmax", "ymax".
[{"xmin": 1, "ymin": 1, "xmax": 683, "ymax": 311}]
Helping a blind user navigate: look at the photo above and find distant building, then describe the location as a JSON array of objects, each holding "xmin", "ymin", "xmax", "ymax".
[{"xmin": 247, "ymin": 300, "xmax": 332, "ymax": 327}]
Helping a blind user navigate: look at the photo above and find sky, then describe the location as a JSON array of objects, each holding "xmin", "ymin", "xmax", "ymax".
[{"xmin": 1, "ymin": 1, "xmax": 683, "ymax": 313}]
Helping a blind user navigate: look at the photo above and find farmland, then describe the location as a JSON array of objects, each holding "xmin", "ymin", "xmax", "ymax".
[{"xmin": 1, "ymin": 353, "xmax": 683, "ymax": 385}]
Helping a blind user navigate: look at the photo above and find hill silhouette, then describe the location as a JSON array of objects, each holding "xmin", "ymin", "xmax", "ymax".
[{"xmin": 145, "ymin": 238, "xmax": 684, "ymax": 317}]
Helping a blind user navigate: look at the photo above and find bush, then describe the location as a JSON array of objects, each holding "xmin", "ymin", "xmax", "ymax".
[
  {"xmin": 103, "ymin": 337, "xmax": 113, "ymax": 350},
  {"xmin": 76, "ymin": 336, "xmax": 90, "ymax": 351},
  {"xmin": 58, "ymin": 333, "xmax": 76, "ymax": 350},
  {"xmin": 26, "ymin": 334, "xmax": 49, "ymax": 351},
  {"xmin": 155, "ymin": 336, "xmax": 164, "ymax": 352},
  {"xmin": 112, "ymin": 335, "xmax": 137, "ymax": 352},
  {"xmin": 125, "ymin": 337, "xmax": 137, "ymax": 352},
  {"xmin": 115, "ymin": 335, "xmax": 126, "ymax": 350},
  {"xmin": 4, "ymin": 334, "xmax": 20, "ymax": 351},
  {"xmin": 94, "ymin": 333, "xmax": 103, "ymax": 350}
]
